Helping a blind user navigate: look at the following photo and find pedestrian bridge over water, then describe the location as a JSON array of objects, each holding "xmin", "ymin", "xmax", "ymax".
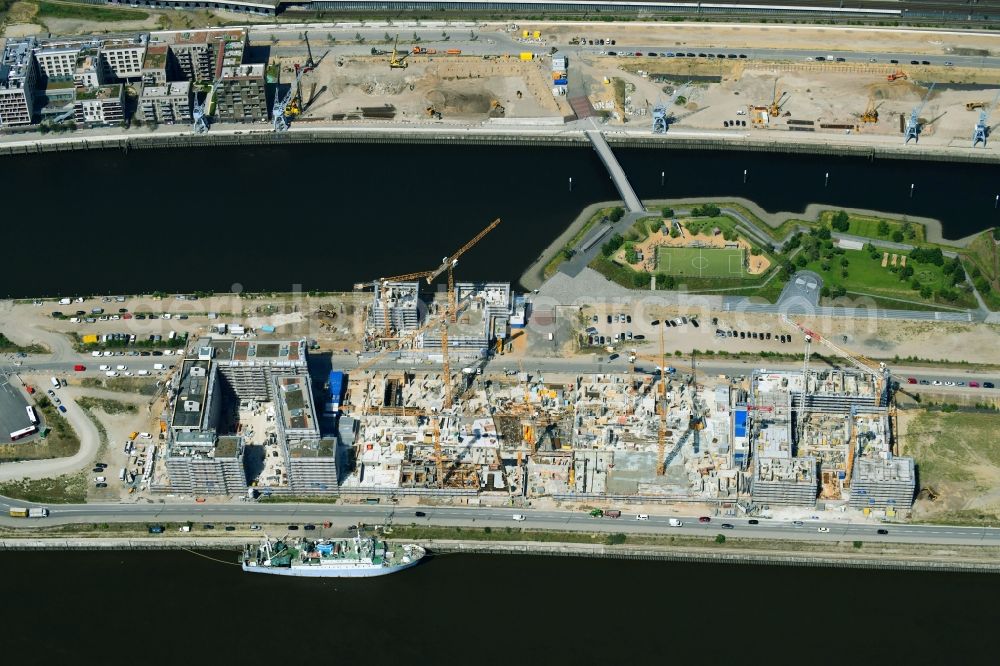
[{"xmin": 585, "ymin": 130, "xmax": 644, "ymax": 214}]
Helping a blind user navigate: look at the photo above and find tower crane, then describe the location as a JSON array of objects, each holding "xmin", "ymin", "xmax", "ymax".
[
  {"xmin": 656, "ymin": 327, "xmax": 667, "ymax": 474},
  {"xmin": 427, "ymin": 218, "xmax": 502, "ymax": 323},
  {"xmin": 389, "ymin": 35, "xmax": 409, "ymax": 69},
  {"xmin": 973, "ymin": 90, "xmax": 1000, "ymax": 148},
  {"xmin": 272, "ymin": 63, "xmax": 305, "ymax": 132},
  {"xmin": 903, "ymin": 82, "xmax": 935, "ymax": 144}
]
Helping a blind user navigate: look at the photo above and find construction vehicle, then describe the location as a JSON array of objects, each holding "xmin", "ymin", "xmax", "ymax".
[
  {"xmin": 887, "ymin": 70, "xmax": 907, "ymax": 82},
  {"xmin": 966, "ymin": 101, "xmax": 987, "ymax": 111},
  {"xmin": 303, "ymin": 31, "xmax": 317, "ymax": 70},
  {"xmin": 860, "ymin": 97, "xmax": 881, "ymax": 123},
  {"xmin": 768, "ymin": 79, "xmax": 789, "ymax": 118},
  {"xmin": 389, "ymin": 35, "xmax": 408, "ymax": 69},
  {"xmin": 426, "ymin": 106, "xmax": 442, "ymax": 120},
  {"xmin": 490, "ymin": 99, "xmax": 505, "ymax": 115}
]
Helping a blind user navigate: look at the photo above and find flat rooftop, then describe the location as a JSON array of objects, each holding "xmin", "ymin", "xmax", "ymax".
[
  {"xmin": 232, "ymin": 339, "xmax": 303, "ymax": 363},
  {"xmin": 151, "ymin": 28, "xmax": 248, "ymax": 47},
  {"xmin": 216, "ymin": 435, "xmax": 241, "ymax": 458},
  {"xmin": 276, "ymin": 375, "xmax": 315, "ymax": 432},
  {"xmin": 288, "ymin": 438, "xmax": 336, "ymax": 459},
  {"xmin": 171, "ymin": 359, "xmax": 211, "ymax": 430}
]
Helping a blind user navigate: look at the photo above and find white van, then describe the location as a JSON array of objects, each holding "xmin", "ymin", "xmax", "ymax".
[
  {"xmin": 99, "ymin": 365, "xmax": 111, "ymax": 371},
  {"xmin": 115, "ymin": 365, "xmax": 127, "ymax": 371},
  {"xmin": 668, "ymin": 518, "xmax": 683, "ymax": 527},
  {"xmin": 105, "ymin": 371, "xmax": 118, "ymax": 377},
  {"xmin": 95, "ymin": 476, "xmax": 106, "ymax": 483},
  {"xmin": 636, "ymin": 514, "xmax": 650, "ymax": 521},
  {"xmin": 137, "ymin": 370, "xmax": 149, "ymax": 376},
  {"xmin": 91, "ymin": 351, "xmax": 102, "ymax": 357},
  {"xmin": 153, "ymin": 363, "xmax": 166, "ymax": 370},
  {"xmin": 50, "ymin": 377, "xmax": 60, "ymax": 388},
  {"xmin": 512, "ymin": 514, "xmax": 526, "ymax": 521}
]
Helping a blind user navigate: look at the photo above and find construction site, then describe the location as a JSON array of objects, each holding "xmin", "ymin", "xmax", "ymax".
[{"xmin": 269, "ymin": 33, "xmax": 571, "ymax": 128}]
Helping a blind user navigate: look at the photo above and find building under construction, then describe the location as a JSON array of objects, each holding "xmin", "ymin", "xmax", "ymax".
[
  {"xmin": 363, "ymin": 280, "xmax": 514, "ymax": 360},
  {"xmin": 157, "ymin": 338, "xmax": 340, "ymax": 496},
  {"xmin": 742, "ymin": 368, "xmax": 913, "ymax": 508}
]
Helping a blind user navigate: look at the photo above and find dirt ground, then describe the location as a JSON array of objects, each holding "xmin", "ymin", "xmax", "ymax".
[
  {"xmin": 283, "ymin": 54, "xmax": 569, "ymax": 123},
  {"xmin": 591, "ymin": 55, "xmax": 1000, "ymax": 142}
]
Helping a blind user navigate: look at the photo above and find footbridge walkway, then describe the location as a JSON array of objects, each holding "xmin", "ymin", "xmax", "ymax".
[{"xmin": 586, "ymin": 130, "xmax": 644, "ymax": 214}]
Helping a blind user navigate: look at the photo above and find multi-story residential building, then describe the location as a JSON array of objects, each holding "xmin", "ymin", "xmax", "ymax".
[
  {"xmin": 34, "ymin": 44, "xmax": 82, "ymax": 81},
  {"xmin": 0, "ymin": 37, "xmax": 38, "ymax": 126},
  {"xmin": 150, "ymin": 28, "xmax": 247, "ymax": 84},
  {"xmin": 74, "ymin": 84, "xmax": 124, "ymax": 125},
  {"xmin": 141, "ymin": 44, "xmax": 169, "ymax": 86},
  {"xmin": 74, "ymin": 50, "xmax": 103, "ymax": 88},
  {"xmin": 215, "ymin": 63, "xmax": 267, "ymax": 123},
  {"xmin": 139, "ymin": 81, "xmax": 192, "ymax": 124},
  {"xmin": 99, "ymin": 37, "xmax": 146, "ymax": 81}
]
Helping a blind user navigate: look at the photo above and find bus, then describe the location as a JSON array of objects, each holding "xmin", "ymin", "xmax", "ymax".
[
  {"xmin": 26, "ymin": 405, "xmax": 38, "ymax": 425},
  {"xmin": 10, "ymin": 425, "xmax": 37, "ymax": 442}
]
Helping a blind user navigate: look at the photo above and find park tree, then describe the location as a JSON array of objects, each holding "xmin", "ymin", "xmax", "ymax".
[
  {"xmin": 877, "ymin": 220, "xmax": 891, "ymax": 236},
  {"xmin": 795, "ymin": 254, "xmax": 808, "ymax": 268},
  {"xmin": 609, "ymin": 207, "xmax": 625, "ymax": 223},
  {"xmin": 910, "ymin": 279, "xmax": 921, "ymax": 291},
  {"xmin": 831, "ymin": 210, "xmax": 850, "ymax": 232},
  {"xmin": 669, "ymin": 227, "xmax": 680, "ymax": 239},
  {"xmin": 661, "ymin": 207, "xmax": 674, "ymax": 218},
  {"xmin": 840, "ymin": 257, "xmax": 850, "ymax": 267},
  {"xmin": 920, "ymin": 286, "xmax": 933, "ymax": 299},
  {"xmin": 625, "ymin": 247, "xmax": 639, "ymax": 264},
  {"xmin": 892, "ymin": 230, "xmax": 905, "ymax": 243}
]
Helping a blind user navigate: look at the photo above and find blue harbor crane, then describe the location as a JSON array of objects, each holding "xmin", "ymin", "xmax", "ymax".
[
  {"xmin": 272, "ymin": 63, "xmax": 305, "ymax": 132},
  {"xmin": 192, "ymin": 89, "xmax": 209, "ymax": 134},
  {"xmin": 651, "ymin": 82, "xmax": 690, "ymax": 134},
  {"xmin": 903, "ymin": 82, "xmax": 935, "ymax": 144},
  {"xmin": 972, "ymin": 90, "xmax": 1000, "ymax": 148}
]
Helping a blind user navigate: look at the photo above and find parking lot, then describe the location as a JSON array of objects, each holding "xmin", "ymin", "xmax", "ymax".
[{"xmin": 0, "ymin": 374, "xmax": 35, "ymax": 442}]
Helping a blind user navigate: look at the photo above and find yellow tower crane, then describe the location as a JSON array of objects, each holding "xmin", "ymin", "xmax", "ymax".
[{"xmin": 427, "ymin": 218, "xmax": 502, "ymax": 323}]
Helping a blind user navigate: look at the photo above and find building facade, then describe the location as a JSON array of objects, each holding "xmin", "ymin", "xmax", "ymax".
[
  {"xmin": 139, "ymin": 81, "xmax": 192, "ymax": 124},
  {"xmin": 74, "ymin": 84, "xmax": 125, "ymax": 125},
  {"xmin": 0, "ymin": 38, "xmax": 38, "ymax": 126},
  {"xmin": 214, "ymin": 63, "xmax": 267, "ymax": 123}
]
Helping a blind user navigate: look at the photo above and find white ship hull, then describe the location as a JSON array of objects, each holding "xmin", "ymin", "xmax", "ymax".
[{"xmin": 241, "ymin": 549, "xmax": 425, "ymax": 578}]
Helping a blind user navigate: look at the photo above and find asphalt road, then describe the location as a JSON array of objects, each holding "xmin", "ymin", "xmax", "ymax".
[{"xmin": 2, "ymin": 498, "xmax": 998, "ymax": 547}]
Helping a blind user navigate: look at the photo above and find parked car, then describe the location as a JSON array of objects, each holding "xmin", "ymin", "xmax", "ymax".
[
  {"xmin": 985, "ymin": 382, "xmax": 995, "ymax": 389},
  {"xmin": 907, "ymin": 377, "xmax": 917, "ymax": 384},
  {"xmin": 415, "ymin": 511, "xmax": 427, "ymax": 517},
  {"xmin": 698, "ymin": 516, "xmax": 711, "ymax": 523},
  {"xmin": 721, "ymin": 523, "xmax": 734, "ymax": 529},
  {"xmin": 818, "ymin": 527, "xmax": 831, "ymax": 533},
  {"xmin": 877, "ymin": 528, "xmax": 889, "ymax": 535}
]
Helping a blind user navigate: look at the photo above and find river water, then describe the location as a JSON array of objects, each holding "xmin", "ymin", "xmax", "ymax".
[
  {"xmin": 3, "ymin": 550, "xmax": 996, "ymax": 663},
  {"xmin": 2, "ymin": 144, "xmax": 1000, "ymax": 298}
]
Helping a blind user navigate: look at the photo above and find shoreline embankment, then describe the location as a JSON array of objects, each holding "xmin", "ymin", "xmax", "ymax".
[
  {"xmin": 2, "ymin": 536, "xmax": 999, "ymax": 573},
  {"xmin": 2, "ymin": 125, "xmax": 999, "ymax": 166}
]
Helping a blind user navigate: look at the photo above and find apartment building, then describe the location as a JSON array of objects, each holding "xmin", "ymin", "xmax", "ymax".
[
  {"xmin": 0, "ymin": 38, "xmax": 38, "ymax": 126},
  {"xmin": 139, "ymin": 81, "xmax": 192, "ymax": 124},
  {"xmin": 74, "ymin": 84, "xmax": 125, "ymax": 125},
  {"xmin": 214, "ymin": 63, "xmax": 267, "ymax": 123},
  {"xmin": 99, "ymin": 37, "xmax": 146, "ymax": 80}
]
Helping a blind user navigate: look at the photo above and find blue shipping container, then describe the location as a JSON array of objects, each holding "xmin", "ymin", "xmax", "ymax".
[
  {"xmin": 554, "ymin": 78, "xmax": 568, "ymax": 86},
  {"xmin": 326, "ymin": 371, "xmax": 344, "ymax": 414},
  {"xmin": 260, "ymin": 325, "xmax": 276, "ymax": 333}
]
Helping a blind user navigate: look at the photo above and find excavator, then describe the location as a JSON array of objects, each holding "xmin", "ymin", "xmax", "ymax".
[
  {"xmin": 887, "ymin": 70, "xmax": 907, "ymax": 82},
  {"xmin": 490, "ymin": 99, "xmax": 505, "ymax": 116},
  {"xmin": 389, "ymin": 35, "xmax": 409, "ymax": 69},
  {"xmin": 426, "ymin": 106, "xmax": 442, "ymax": 120}
]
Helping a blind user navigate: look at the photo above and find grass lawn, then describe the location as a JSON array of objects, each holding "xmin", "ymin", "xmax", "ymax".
[
  {"xmin": 961, "ymin": 230, "xmax": 1000, "ymax": 310},
  {"xmin": 81, "ymin": 376, "xmax": 159, "ymax": 396},
  {"xmin": 36, "ymin": 1, "xmax": 149, "ymax": 20},
  {"xmin": 822, "ymin": 211, "xmax": 923, "ymax": 243},
  {"xmin": 803, "ymin": 248, "xmax": 975, "ymax": 309},
  {"xmin": 0, "ymin": 471, "xmax": 87, "ymax": 504},
  {"xmin": 0, "ymin": 332, "xmax": 47, "ymax": 354},
  {"xmin": 907, "ymin": 410, "xmax": 1000, "ymax": 525},
  {"xmin": 656, "ymin": 246, "xmax": 748, "ymax": 278}
]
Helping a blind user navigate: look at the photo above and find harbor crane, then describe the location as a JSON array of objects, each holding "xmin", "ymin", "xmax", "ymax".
[
  {"xmin": 973, "ymin": 90, "xmax": 1000, "ymax": 147},
  {"xmin": 272, "ymin": 63, "xmax": 305, "ymax": 132},
  {"xmin": 651, "ymin": 82, "xmax": 691, "ymax": 134},
  {"xmin": 192, "ymin": 90, "xmax": 209, "ymax": 134},
  {"xmin": 903, "ymin": 82, "xmax": 935, "ymax": 144},
  {"xmin": 389, "ymin": 35, "xmax": 409, "ymax": 69}
]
